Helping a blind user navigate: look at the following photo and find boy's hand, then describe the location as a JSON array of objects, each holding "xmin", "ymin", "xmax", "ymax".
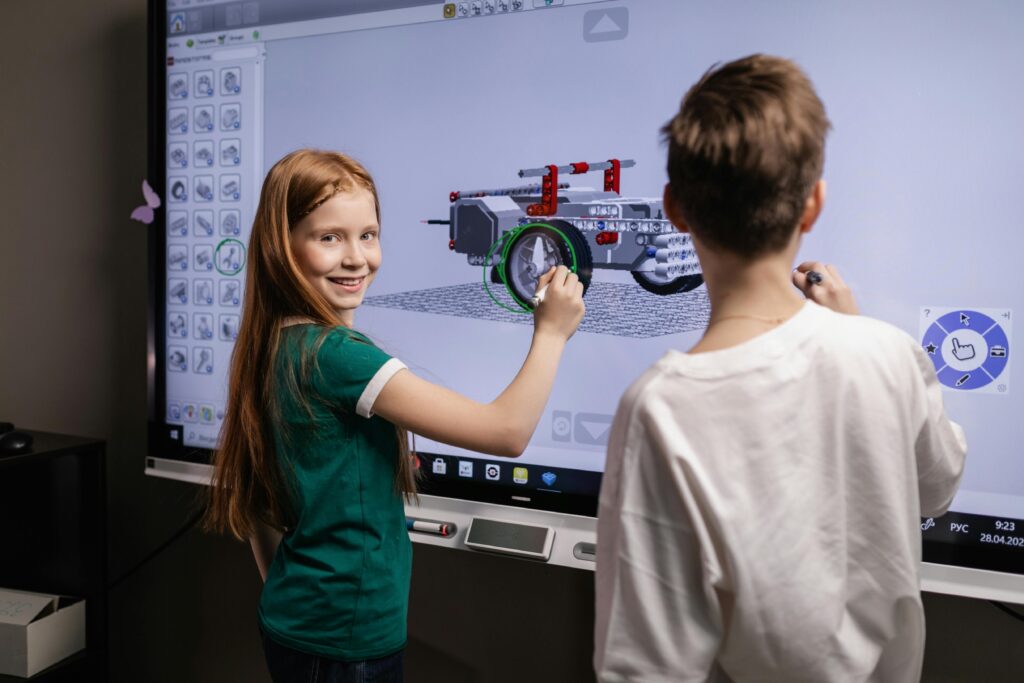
[
  {"xmin": 533, "ymin": 266, "xmax": 586, "ymax": 340},
  {"xmin": 793, "ymin": 261, "xmax": 859, "ymax": 315}
]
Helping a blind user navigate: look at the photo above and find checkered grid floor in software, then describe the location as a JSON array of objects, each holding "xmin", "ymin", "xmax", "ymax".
[{"xmin": 364, "ymin": 281, "xmax": 710, "ymax": 338}]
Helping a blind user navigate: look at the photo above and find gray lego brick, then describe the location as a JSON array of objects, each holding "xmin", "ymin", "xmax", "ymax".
[{"xmin": 364, "ymin": 281, "xmax": 710, "ymax": 338}]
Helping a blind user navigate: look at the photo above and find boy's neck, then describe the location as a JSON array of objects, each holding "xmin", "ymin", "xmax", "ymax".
[{"xmin": 690, "ymin": 243, "xmax": 805, "ymax": 354}]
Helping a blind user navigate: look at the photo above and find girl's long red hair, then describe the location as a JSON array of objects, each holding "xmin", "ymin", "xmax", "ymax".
[{"xmin": 205, "ymin": 149, "xmax": 416, "ymax": 540}]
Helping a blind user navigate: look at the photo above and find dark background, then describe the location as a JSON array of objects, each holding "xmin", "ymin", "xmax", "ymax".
[{"xmin": 0, "ymin": 2, "xmax": 1021, "ymax": 680}]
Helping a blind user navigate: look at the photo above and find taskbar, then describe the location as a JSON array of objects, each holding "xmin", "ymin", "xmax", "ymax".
[
  {"xmin": 415, "ymin": 452, "xmax": 602, "ymax": 517},
  {"xmin": 151, "ymin": 420, "xmax": 214, "ymax": 465},
  {"xmin": 922, "ymin": 510, "xmax": 1024, "ymax": 575}
]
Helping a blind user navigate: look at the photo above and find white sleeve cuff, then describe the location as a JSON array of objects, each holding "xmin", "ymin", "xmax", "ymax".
[{"xmin": 355, "ymin": 358, "xmax": 407, "ymax": 418}]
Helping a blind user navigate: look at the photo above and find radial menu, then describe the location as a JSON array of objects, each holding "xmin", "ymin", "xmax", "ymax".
[{"xmin": 920, "ymin": 307, "xmax": 1012, "ymax": 394}]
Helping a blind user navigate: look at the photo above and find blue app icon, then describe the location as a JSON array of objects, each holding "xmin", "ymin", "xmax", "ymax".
[{"xmin": 541, "ymin": 471, "xmax": 557, "ymax": 487}]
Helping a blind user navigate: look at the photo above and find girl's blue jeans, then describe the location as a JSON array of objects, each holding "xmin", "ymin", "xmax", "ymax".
[{"xmin": 261, "ymin": 629, "xmax": 404, "ymax": 683}]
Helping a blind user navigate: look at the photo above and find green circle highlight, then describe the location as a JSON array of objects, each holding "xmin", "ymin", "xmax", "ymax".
[
  {"xmin": 215, "ymin": 238, "xmax": 246, "ymax": 276},
  {"xmin": 482, "ymin": 222, "xmax": 580, "ymax": 314}
]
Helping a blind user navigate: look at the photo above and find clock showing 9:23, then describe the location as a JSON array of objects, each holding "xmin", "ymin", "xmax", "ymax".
[{"xmin": 920, "ymin": 307, "xmax": 1012, "ymax": 394}]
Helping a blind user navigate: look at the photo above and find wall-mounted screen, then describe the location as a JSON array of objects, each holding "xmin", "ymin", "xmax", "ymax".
[{"xmin": 149, "ymin": 0, "xmax": 1023, "ymax": 581}]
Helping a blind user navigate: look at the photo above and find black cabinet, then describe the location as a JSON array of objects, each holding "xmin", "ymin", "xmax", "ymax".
[{"xmin": 0, "ymin": 431, "xmax": 107, "ymax": 682}]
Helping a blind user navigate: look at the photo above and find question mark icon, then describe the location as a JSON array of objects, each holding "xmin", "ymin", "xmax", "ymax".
[{"xmin": 924, "ymin": 308, "xmax": 931, "ymax": 317}]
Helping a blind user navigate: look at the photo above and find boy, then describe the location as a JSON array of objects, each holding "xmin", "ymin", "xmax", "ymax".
[{"xmin": 594, "ymin": 55, "xmax": 966, "ymax": 683}]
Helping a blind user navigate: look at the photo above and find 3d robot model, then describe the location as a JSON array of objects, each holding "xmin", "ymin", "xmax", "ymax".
[{"xmin": 429, "ymin": 158, "xmax": 703, "ymax": 310}]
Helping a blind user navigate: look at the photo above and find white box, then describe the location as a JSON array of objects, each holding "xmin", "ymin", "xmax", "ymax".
[{"xmin": 0, "ymin": 589, "xmax": 86, "ymax": 678}]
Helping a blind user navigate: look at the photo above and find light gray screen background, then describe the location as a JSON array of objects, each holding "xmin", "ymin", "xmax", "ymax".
[{"xmin": 258, "ymin": 0, "xmax": 1022, "ymax": 510}]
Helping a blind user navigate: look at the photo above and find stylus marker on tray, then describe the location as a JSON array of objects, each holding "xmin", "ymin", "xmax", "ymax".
[{"xmin": 406, "ymin": 518, "xmax": 456, "ymax": 537}]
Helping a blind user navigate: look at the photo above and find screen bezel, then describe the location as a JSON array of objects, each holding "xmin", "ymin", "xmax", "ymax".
[
  {"xmin": 146, "ymin": 0, "xmax": 1023, "ymax": 576},
  {"xmin": 923, "ymin": 543, "xmax": 1021, "ymax": 573}
]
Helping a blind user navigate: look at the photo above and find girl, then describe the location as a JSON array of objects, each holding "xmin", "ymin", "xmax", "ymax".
[{"xmin": 205, "ymin": 149, "xmax": 585, "ymax": 683}]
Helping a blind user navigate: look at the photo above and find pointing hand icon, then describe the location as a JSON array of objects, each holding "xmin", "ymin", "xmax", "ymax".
[{"xmin": 951, "ymin": 337, "xmax": 976, "ymax": 362}]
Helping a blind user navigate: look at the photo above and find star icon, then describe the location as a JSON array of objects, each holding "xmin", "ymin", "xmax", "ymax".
[{"xmin": 925, "ymin": 343, "xmax": 937, "ymax": 355}]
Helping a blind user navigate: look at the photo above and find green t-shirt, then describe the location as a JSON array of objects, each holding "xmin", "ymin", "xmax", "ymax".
[{"xmin": 258, "ymin": 324, "xmax": 411, "ymax": 661}]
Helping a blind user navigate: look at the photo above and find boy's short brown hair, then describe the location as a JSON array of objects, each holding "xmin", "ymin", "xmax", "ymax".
[{"xmin": 662, "ymin": 54, "xmax": 830, "ymax": 257}]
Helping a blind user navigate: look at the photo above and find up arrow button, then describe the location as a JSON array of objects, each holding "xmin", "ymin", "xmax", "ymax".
[{"xmin": 583, "ymin": 7, "xmax": 629, "ymax": 43}]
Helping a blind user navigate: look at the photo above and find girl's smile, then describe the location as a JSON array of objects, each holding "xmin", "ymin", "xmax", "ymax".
[{"xmin": 328, "ymin": 275, "xmax": 367, "ymax": 293}]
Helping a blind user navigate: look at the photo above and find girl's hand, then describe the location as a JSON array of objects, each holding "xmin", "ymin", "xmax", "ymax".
[
  {"xmin": 793, "ymin": 261, "xmax": 859, "ymax": 315},
  {"xmin": 533, "ymin": 266, "xmax": 586, "ymax": 341},
  {"xmin": 374, "ymin": 264, "xmax": 584, "ymax": 457}
]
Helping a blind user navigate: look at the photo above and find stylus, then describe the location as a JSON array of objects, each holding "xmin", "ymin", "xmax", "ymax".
[
  {"xmin": 529, "ymin": 285, "xmax": 549, "ymax": 309},
  {"xmin": 406, "ymin": 518, "xmax": 454, "ymax": 537}
]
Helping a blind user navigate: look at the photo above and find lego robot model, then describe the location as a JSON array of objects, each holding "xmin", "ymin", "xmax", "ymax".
[{"xmin": 431, "ymin": 159, "xmax": 703, "ymax": 311}]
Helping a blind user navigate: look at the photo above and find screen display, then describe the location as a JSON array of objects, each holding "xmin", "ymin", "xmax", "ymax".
[{"xmin": 156, "ymin": 0, "xmax": 1022, "ymax": 569}]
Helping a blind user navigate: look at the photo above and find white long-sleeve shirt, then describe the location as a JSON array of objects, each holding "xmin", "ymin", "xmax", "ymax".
[{"xmin": 594, "ymin": 302, "xmax": 966, "ymax": 683}]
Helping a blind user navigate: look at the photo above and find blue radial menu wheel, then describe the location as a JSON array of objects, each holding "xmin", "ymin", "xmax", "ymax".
[
  {"xmin": 501, "ymin": 220, "xmax": 592, "ymax": 310},
  {"xmin": 921, "ymin": 309, "xmax": 1010, "ymax": 391}
]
